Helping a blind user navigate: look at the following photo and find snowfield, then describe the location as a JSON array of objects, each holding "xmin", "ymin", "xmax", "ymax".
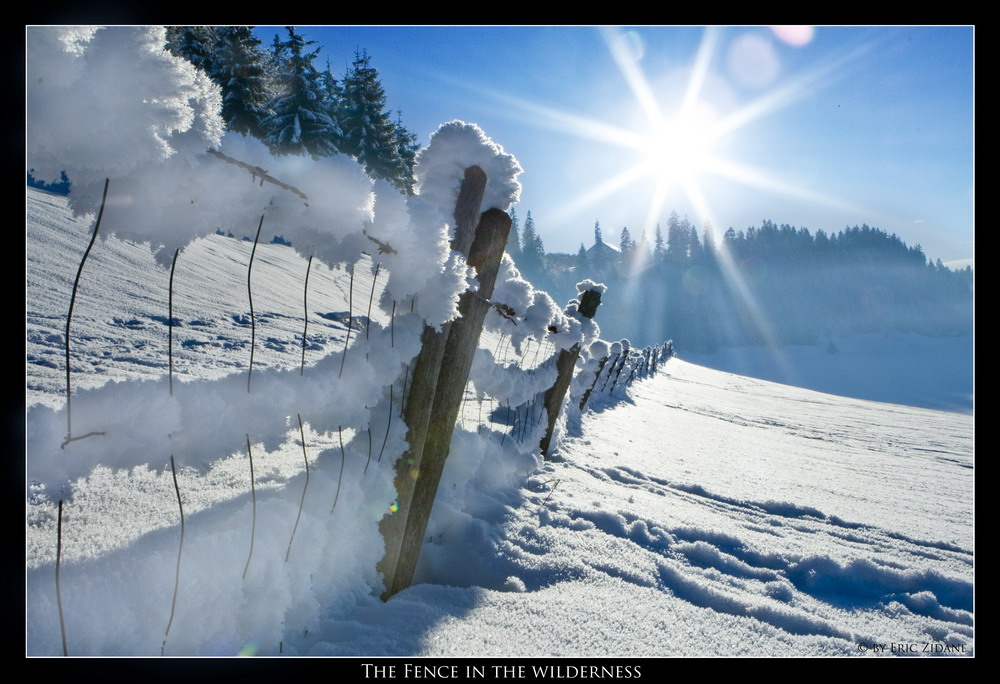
[{"xmin": 26, "ymin": 187, "xmax": 973, "ymax": 657}]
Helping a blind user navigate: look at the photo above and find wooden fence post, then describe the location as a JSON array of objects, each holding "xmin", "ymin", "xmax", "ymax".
[
  {"xmin": 539, "ymin": 287, "xmax": 602, "ymax": 458},
  {"xmin": 578, "ymin": 355, "xmax": 609, "ymax": 411},
  {"xmin": 384, "ymin": 209, "xmax": 511, "ymax": 599},
  {"xmin": 377, "ymin": 167, "xmax": 486, "ymax": 600}
]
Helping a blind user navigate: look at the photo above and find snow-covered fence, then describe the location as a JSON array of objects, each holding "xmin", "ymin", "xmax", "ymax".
[
  {"xmin": 379, "ymin": 168, "xmax": 512, "ymax": 599},
  {"xmin": 574, "ymin": 338, "xmax": 675, "ymax": 413},
  {"xmin": 27, "ymin": 68, "xmax": 526, "ymax": 650},
  {"xmin": 539, "ymin": 283, "xmax": 603, "ymax": 458},
  {"xmin": 25, "ymin": 27, "xmax": 680, "ymax": 654}
]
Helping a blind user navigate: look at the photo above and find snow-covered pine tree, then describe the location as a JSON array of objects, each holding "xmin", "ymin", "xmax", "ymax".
[
  {"xmin": 263, "ymin": 27, "xmax": 341, "ymax": 159},
  {"xmin": 391, "ymin": 110, "xmax": 420, "ymax": 195},
  {"xmin": 687, "ymin": 222, "xmax": 702, "ymax": 262},
  {"xmin": 619, "ymin": 226, "xmax": 635, "ymax": 257},
  {"xmin": 320, "ymin": 58, "xmax": 343, "ymax": 102},
  {"xmin": 340, "ymin": 50, "xmax": 401, "ymax": 187},
  {"xmin": 209, "ymin": 27, "xmax": 273, "ymax": 140},
  {"xmin": 269, "ymin": 32, "xmax": 285, "ymax": 66},
  {"xmin": 666, "ymin": 211, "xmax": 689, "ymax": 266},
  {"xmin": 653, "ymin": 223, "xmax": 666, "ymax": 263},
  {"xmin": 576, "ymin": 242, "xmax": 588, "ymax": 272},
  {"xmin": 165, "ymin": 26, "xmax": 218, "ymax": 74},
  {"xmin": 518, "ymin": 210, "xmax": 545, "ymax": 279},
  {"xmin": 507, "ymin": 207, "xmax": 522, "ymax": 262}
]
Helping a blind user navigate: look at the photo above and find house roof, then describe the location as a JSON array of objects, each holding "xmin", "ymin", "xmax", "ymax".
[{"xmin": 586, "ymin": 241, "xmax": 620, "ymax": 258}]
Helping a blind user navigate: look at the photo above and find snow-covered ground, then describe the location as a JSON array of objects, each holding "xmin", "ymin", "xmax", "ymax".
[
  {"xmin": 310, "ymin": 359, "xmax": 974, "ymax": 657},
  {"xmin": 684, "ymin": 336, "xmax": 974, "ymax": 414},
  {"xmin": 26, "ymin": 187, "xmax": 973, "ymax": 657}
]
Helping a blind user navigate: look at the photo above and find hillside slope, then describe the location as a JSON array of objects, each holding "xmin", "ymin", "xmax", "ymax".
[{"xmin": 26, "ymin": 188, "xmax": 973, "ymax": 656}]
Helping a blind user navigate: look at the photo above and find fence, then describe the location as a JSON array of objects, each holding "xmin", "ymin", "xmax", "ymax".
[{"xmin": 26, "ymin": 161, "xmax": 673, "ymax": 655}]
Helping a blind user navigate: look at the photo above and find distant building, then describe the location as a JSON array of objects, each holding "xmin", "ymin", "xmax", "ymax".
[{"xmin": 586, "ymin": 240, "xmax": 620, "ymax": 276}]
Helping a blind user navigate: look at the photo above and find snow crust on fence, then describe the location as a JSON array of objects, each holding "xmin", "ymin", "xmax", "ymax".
[
  {"xmin": 25, "ymin": 26, "xmax": 500, "ymax": 491},
  {"xmin": 414, "ymin": 121, "xmax": 522, "ymax": 214},
  {"xmin": 27, "ymin": 27, "xmax": 224, "ymax": 188},
  {"xmin": 25, "ymin": 26, "xmax": 669, "ymax": 655}
]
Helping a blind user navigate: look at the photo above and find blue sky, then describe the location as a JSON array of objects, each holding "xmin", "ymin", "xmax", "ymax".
[{"xmin": 255, "ymin": 26, "xmax": 973, "ymax": 267}]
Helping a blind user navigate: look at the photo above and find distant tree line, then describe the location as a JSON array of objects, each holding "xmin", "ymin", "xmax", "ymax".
[
  {"xmin": 505, "ymin": 211, "xmax": 973, "ymax": 351},
  {"xmin": 165, "ymin": 26, "xmax": 420, "ymax": 194}
]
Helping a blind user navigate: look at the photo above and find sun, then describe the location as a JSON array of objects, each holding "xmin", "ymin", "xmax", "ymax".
[
  {"xmin": 486, "ymin": 26, "xmax": 857, "ymax": 244},
  {"xmin": 639, "ymin": 114, "xmax": 719, "ymax": 189}
]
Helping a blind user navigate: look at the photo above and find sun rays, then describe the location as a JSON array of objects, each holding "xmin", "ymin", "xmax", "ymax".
[{"xmin": 498, "ymin": 26, "xmax": 876, "ymax": 354}]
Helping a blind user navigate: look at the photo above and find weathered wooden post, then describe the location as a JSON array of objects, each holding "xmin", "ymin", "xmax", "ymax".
[
  {"xmin": 379, "ymin": 180, "xmax": 512, "ymax": 600},
  {"xmin": 377, "ymin": 167, "xmax": 487, "ymax": 600},
  {"xmin": 388, "ymin": 209, "xmax": 510, "ymax": 594},
  {"xmin": 608, "ymin": 340, "xmax": 630, "ymax": 394},
  {"xmin": 578, "ymin": 354, "xmax": 609, "ymax": 411},
  {"xmin": 539, "ymin": 286, "xmax": 603, "ymax": 458},
  {"xmin": 600, "ymin": 352, "xmax": 620, "ymax": 393}
]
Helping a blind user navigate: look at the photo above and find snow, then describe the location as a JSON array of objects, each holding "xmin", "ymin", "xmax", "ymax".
[
  {"xmin": 414, "ymin": 120, "xmax": 522, "ymax": 216},
  {"xmin": 26, "ymin": 189, "xmax": 973, "ymax": 656},
  {"xmin": 27, "ymin": 27, "xmax": 224, "ymax": 194},
  {"xmin": 25, "ymin": 26, "xmax": 972, "ymax": 658},
  {"xmin": 683, "ymin": 335, "xmax": 974, "ymax": 414}
]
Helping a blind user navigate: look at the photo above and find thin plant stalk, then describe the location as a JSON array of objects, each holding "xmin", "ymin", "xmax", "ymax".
[
  {"xmin": 56, "ymin": 499, "xmax": 67, "ymax": 657},
  {"xmin": 493, "ymin": 332, "xmax": 505, "ymax": 358},
  {"xmin": 64, "ymin": 177, "xmax": 109, "ymax": 441},
  {"xmin": 531, "ymin": 339, "xmax": 543, "ymax": 368},
  {"xmin": 285, "ymin": 414, "xmax": 310, "ymax": 563},
  {"xmin": 338, "ymin": 266, "xmax": 355, "ymax": 379},
  {"xmin": 377, "ymin": 385, "xmax": 393, "ymax": 464},
  {"xmin": 168, "ymin": 248, "xmax": 179, "ymax": 396},
  {"xmin": 331, "ymin": 426, "xmax": 345, "ymax": 513},
  {"xmin": 162, "ymin": 455, "xmax": 185, "ymax": 657},
  {"xmin": 365, "ymin": 262, "xmax": 380, "ymax": 340},
  {"xmin": 519, "ymin": 339, "xmax": 533, "ymax": 370},
  {"xmin": 500, "ymin": 334, "xmax": 513, "ymax": 365},
  {"xmin": 390, "ymin": 301, "xmax": 396, "ymax": 347},
  {"xmin": 540, "ymin": 478, "xmax": 561, "ymax": 508},
  {"xmin": 242, "ymin": 435, "xmax": 257, "ymax": 581},
  {"xmin": 300, "ymin": 256, "xmax": 313, "ymax": 376},
  {"xmin": 246, "ymin": 214, "xmax": 265, "ymax": 393},
  {"xmin": 500, "ymin": 398, "xmax": 512, "ymax": 447},
  {"xmin": 364, "ymin": 427, "xmax": 373, "ymax": 476}
]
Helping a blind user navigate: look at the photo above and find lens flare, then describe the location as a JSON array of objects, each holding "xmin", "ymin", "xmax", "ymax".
[{"xmin": 770, "ymin": 26, "xmax": 815, "ymax": 47}]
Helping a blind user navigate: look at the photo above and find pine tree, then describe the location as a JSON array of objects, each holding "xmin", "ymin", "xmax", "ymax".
[
  {"xmin": 391, "ymin": 110, "xmax": 420, "ymax": 195},
  {"xmin": 209, "ymin": 27, "xmax": 272, "ymax": 140},
  {"xmin": 576, "ymin": 242, "xmax": 588, "ymax": 272},
  {"xmin": 340, "ymin": 50, "xmax": 401, "ymax": 186},
  {"xmin": 666, "ymin": 211, "xmax": 689, "ymax": 266},
  {"xmin": 165, "ymin": 26, "xmax": 218, "ymax": 74},
  {"xmin": 653, "ymin": 223, "xmax": 666, "ymax": 263},
  {"xmin": 270, "ymin": 32, "xmax": 284, "ymax": 64},
  {"xmin": 634, "ymin": 228, "xmax": 651, "ymax": 263},
  {"xmin": 619, "ymin": 226, "xmax": 635, "ymax": 257},
  {"xmin": 701, "ymin": 221, "xmax": 714, "ymax": 252},
  {"xmin": 687, "ymin": 222, "xmax": 702, "ymax": 262},
  {"xmin": 319, "ymin": 58, "xmax": 343, "ymax": 107},
  {"xmin": 317, "ymin": 58, "xmax": 344, "ymax": 131},
  {"xmin": 507, "ymin": 207, "xmax": 522, "ymax": 261},
  {"xmin": 263, "ymin": 27, "xmax": 341, "ymax": 159},
  {"xmin": 519, "ymin": 210, "xmax": 545, "ymax": 277},
  {"xmin": 594, "ymin": 220, "xmax": 603, "ymax": 246}
]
